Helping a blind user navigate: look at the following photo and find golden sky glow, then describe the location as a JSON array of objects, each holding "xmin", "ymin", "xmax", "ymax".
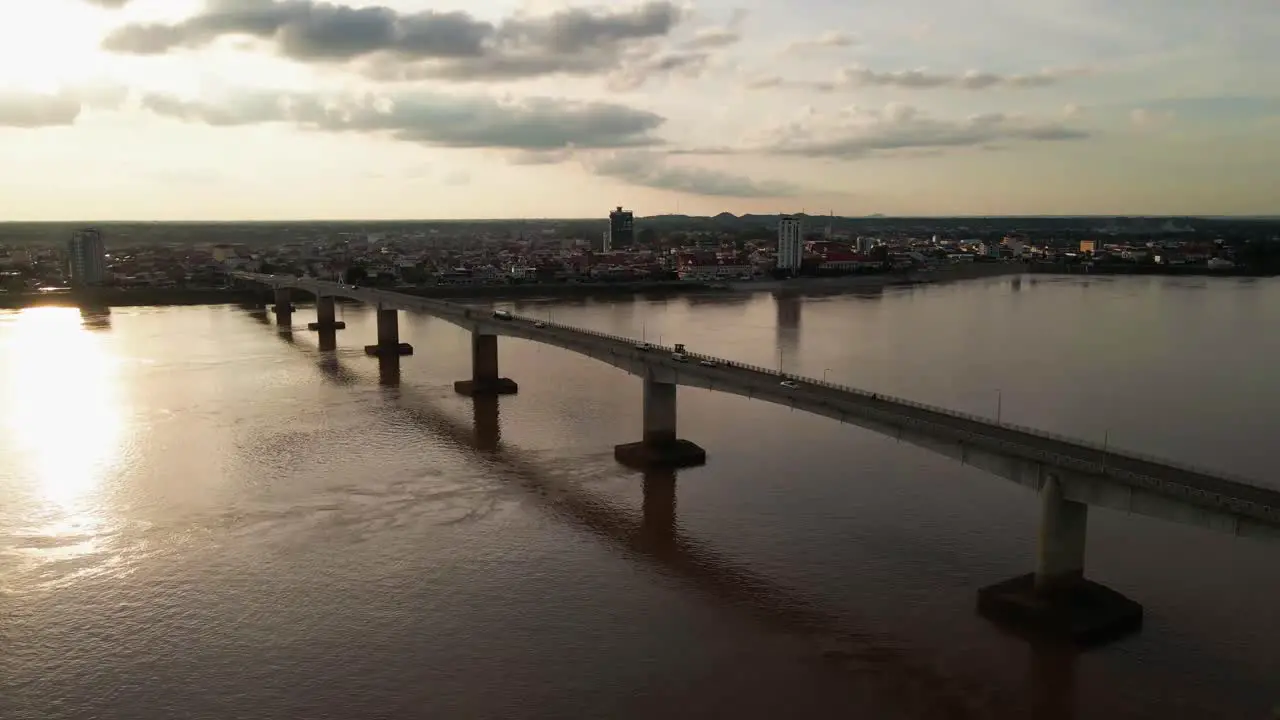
[{"xmin": 0, "ymin": 0, "xmax": 1277, "ymax": 219}]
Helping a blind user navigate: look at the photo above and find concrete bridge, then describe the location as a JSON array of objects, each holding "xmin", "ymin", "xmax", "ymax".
[{"xmin": 238, "ymin": 273, "xmax": 1280, "ymax": 645}]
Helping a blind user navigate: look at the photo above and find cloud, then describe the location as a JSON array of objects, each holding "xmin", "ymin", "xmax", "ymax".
[
  {"xmin": 748, "ymin": 66, "xmax": 1080, "ymax": 92},
  {"xmin": 588, "ymin": 152, "xmax": 799, "ymax": 197},
  {"xmin": 104, "ymin": 0, "xmax": 689, "ymax": 83},
  {"xmin": 684, "ymin": 104, "xmax": 1090, "ymax": 159},
  {"xmin": 0, "ymin": 86, "xmax": 126, "ymax": 128},
  {"xmin": 82, "ymin": 0, "xmax": 132, "ymax": 6},
  {"xmin": 137, "ymin": 89, "xmax": 667, "ymax": 150},
  {"xmin": 684, "ymin": 27, "xmax": 741, "ymax": 50},
  {"xmin": 786, "ymin": 31, "xmax": 856, "ymax": 52},
  {"xmin": 607, "ymin": 51, "xmax": 712, "ymax": 91},
  {"xmin": 0, "ymin": 91, "xmax": 83, "ymax": 128}
]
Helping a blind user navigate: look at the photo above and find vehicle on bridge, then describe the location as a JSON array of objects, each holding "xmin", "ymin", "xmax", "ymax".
[
  {"xmin": 493, "ymin": 310, "xmax": 513, "ymax": 321},
  {"xmin": 780, "ymin": 380, "xmax": 800, "ymax": 389},
  {"xmin": 634, "ymin": 342, "xmax": 651, "ymax": 351},
  {"xmin": 672, "ymin": 353, "xmax": 688, "ymax": 362}
]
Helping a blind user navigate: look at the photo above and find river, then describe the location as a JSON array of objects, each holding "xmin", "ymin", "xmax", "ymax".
[{"xmin": 2, "ymin": 274, "xmax": 1278, "ymax": 719}]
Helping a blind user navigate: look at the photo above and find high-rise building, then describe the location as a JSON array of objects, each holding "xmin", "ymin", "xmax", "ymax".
[
  {"xmin": 609, "ymin": 206, "xmax": 634, "ymax": 249},
  {"xmin": 776, "ymin": 216, "xmax": 803, "ymax": 271},
  {"xmin": 68, "ymin": 228, "xmax": 107, "ymax": 286}
]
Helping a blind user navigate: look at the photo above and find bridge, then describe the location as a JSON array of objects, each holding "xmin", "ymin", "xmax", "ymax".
[{"xmin": 237, "ymin": 272, "xmax": 1280, "ymax": 645}]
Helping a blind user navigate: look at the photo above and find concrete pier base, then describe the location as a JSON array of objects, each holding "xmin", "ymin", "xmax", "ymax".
[
  {"xmin": 978, "ymin": 476, "xmax": 1142, "ymax": 645},
  {"xmin": 977, "ymin": 574, "xmax": 1143, "ymax": 645},
  {"xmin": 615, "ymin": 376, "xmax": 706, "ymax": 469},
  {"xmin": 454, "ymin": 332, "xmax": 517, "ymax": 396},
  {"xmin": 364, "ymin": 343, "xmax": 414, "ymax": 356},
  {"xmin": 454, "ymin": 378, "xmax": 519, "ymax": 396},
  {"xmin": 308, "ymin": 296, "xmax": 345, "ymax": 331},
  {"xmin": 364, "ymin": 306, "xmax": 411, "ymax": 355},
  {"xmin": 615, "ymin": 438, "xmax": 707, "ymax": 470}
]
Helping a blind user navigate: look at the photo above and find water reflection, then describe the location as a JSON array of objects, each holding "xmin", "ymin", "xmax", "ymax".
[
  {"xmin": 775, "ymin": 293, "xmax": 801, "ymax": 371},
  {"xmin": 377, "ymin": 355, "xmax": 400, "ymax": 387},
  {"xmin": 247, "ymin": 309, "xmax": 1015, "ymax": 717},
  {"xmin": 317, "ymin": 326, "xmax": 337, "ymax": 352},
  {"xmin": 1026, "ymin": 644, "xmax": 1078, "ymax": 720},
  {"xmin": 79, "ymin": 307, "xmax": 111, "ymax": 330},
  {"xmin": 1, "ymin": 307, "xmax": 126, "ymax": 574},
  {"xmin": 640, "ymin": 468, "xmax": 676, "ymax": 538},
  {"xmin": 472, "ymin": 395, "xmax": 500, "ymax": 451}
]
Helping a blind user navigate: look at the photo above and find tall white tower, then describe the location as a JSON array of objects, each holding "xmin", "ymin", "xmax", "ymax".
[
  {"xmin": 68, "ymin": 228, "xmax": 107, "ymax": 286},
  {"xmin": 777, "ymin": 216, "xmax": 803, "ymax": 272}
]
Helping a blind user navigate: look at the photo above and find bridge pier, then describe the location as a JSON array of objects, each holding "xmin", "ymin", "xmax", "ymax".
[
  {"xmin": 614, "ymin": 376, "xmax": 706, "ymax": 470},
  {"xmin": 454, "ymin": 332, "xmax": 518, "ymax": 396},
  {"xmin": 364, "ymin": 306, "xmax": 413, "ymax": 356},
  {"xmin": 307, "ymin": 295, "xmax": 347, "ymax": 332},
  {"xmin": 272, "ymin": 287, "xmax": 294, "ymax": 326},
  {"xmin": 977, "ymin": 476, "xmax": 1143, "ymax": 645}
]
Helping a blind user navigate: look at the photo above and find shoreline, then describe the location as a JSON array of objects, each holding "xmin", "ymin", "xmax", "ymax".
[
  {"xmin": 0, "ymin": 264, "xmax": 1027, "ymax": 310},
  {"xmin": 730, "ymin": 262, "xmax": 1025, "ymax": 294}
]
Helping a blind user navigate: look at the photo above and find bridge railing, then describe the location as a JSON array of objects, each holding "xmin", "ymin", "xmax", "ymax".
[
  {"xmin": 505, "ymin": 312, "xmax": 1274, "ymax": 501},
  {"xmin": 251, "ymin": 279, "xmax": 1276, "ymax": 515}
]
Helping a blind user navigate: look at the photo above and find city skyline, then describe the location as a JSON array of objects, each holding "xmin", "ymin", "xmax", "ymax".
[{"xmin": 1, "ymin": 0, "xmax": 1278, "ymax": 221}]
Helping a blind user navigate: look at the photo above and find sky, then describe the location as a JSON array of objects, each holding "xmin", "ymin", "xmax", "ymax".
[{"xmin": 0, "ymin": 0, "xmax": 1277, "ymax": 220}]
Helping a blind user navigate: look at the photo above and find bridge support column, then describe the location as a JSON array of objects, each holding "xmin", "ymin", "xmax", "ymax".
[
  {"xmin": 307, "ymin": 295, "xmax": 347, "ymax": 332},
  {"xmin": 614, "ymin": 377, "xmax": 706, "ymax": 470},
  {"xmin": 454, "ymin": 332, "xmax": 518, "ymax": 396},
  {"xmin": 364, "ymin": 306, "xmax": 413, "ymax": 356},
  {"xmin": 977, "ymin": 476, "xmax": 1143, "ymax": 645},
  {"xmin": 272, "ymin": 287, "xmax": 294, "ymax": 326}
]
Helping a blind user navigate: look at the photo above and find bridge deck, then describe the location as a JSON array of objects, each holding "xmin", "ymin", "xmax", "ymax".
[{"xmin": 243, "ymin": 274, "xmax": 1280, "ymax": 527}]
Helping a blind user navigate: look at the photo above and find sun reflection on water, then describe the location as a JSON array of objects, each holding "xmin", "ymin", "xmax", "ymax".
[{"xmin": 1, "ymin": 307, "xmax": 128, "ymax": 586}]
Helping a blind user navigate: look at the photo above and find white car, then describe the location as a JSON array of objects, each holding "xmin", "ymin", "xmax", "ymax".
[
  {"xmin": 534, "ymin": 321, "xmax": 546, "ymax": 328},
  {"xmin": 634, "ymin": 342, "xmax": 651, "ymax": 351},
  {"xmin": 699, "ymin": 360, "xmax": 717, "ymax": 368},
  {"xmin": 780, "ymin": 380, "xmax": 800, "ymax": 389}
]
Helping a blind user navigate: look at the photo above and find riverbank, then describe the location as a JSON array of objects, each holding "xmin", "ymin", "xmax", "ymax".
[
  {"xmin": 400, "ymin": 280, "xmax": 718, "ymax": 300},
  {"xmin": 729, "ymin": 261, "xmax": 1025, "ymax": 293},
  {"xmin": 0, "ymin": 263, "xmax": 1025, "ymax": 310},
  {"xmin": 1028, "ymin": 262, "xmax": 1279, "ymax": 277},
  {"xmin": 0, "ymin": 288, "xmax": 262, "ymax": 309}
]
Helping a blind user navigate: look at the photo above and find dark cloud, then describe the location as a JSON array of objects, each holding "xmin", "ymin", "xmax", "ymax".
[
  {"xmin": 104, "ymin": 0, "xmax": 688, "ymax": 82},
  {"xmin": 138, "ymin": 90, "xmax": 666, "ymax": 150},
  {"xmin": 589, "ymin": 152, "xmax": 799, "ymax": 197},
  {"xmin": 748, "ymin": 66, "xmax": 1077, "ymax": 92}
]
